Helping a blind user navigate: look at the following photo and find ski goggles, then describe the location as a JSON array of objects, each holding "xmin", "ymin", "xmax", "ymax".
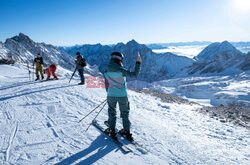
[{"xmin": 112, "ymin": 55, "xmax": 123, "ymax": 61}]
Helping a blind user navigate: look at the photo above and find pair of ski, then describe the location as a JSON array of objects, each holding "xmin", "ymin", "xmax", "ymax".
[
  {"xmin": 92, "ymin": 120, "xmax": 148, "ymax": 154},
  {"xmin": 36, "ymin": 78, "xmax": 58, "ymax": 82}
]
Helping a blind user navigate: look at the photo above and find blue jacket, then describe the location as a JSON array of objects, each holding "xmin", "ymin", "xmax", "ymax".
[{"xmin": 104, "ymin": 60, "xmax": 141, "ymax": 97}]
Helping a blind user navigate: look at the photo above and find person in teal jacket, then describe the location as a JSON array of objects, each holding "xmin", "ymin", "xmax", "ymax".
[{"xmin": 104, "ymin": 52, "xmax": 141, "ymax": 141}]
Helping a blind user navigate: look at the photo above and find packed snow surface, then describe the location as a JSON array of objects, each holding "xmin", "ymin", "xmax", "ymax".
[{"xmin": 0, "ymin": 64, "xmax": 249, "ymax": 164}]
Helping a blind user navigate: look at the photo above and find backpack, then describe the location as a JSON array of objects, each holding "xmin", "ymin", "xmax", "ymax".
[{"xmin": 80, "ymin": 58, "xmax": 87, "ymax": 67}]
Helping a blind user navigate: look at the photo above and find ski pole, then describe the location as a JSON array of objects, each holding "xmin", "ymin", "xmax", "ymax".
[
  {"xmin": 85, "ymin": 101, "xmax": 107, "ymax": 132},
  {"xmin": 78, "ymin": 99, "xmax": 107, "ymax": 123},
  {"xmin": 32, "ymin": 63, "xmax": 35, "ymax": 81},
  {"xmin": 27, "ymin": 62, "xmax": 31, "ymax": 81},
  {"xmin": 69, "ymin": 67, "xmax": 77, "ymax": 83}
]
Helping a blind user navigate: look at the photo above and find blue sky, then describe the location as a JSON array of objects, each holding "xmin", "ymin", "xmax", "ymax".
[{"xmin": 0, "ymin": 0, "xmax": 249, "ymax": 45}]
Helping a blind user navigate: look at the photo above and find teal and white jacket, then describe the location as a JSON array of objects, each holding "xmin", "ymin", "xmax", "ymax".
[{"xmin": 104, "ymin": 60, "xmax": 141, "ymax": 97}]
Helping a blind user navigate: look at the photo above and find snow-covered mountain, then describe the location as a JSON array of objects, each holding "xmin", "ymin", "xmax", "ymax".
[
  {"xmin": 1, "ymin": 33, "xmax": 194, "ymax": 81},
  {"xmin": 60, "ymin": 40, "xmax": 194, "ymax": 82},
  {"xmin": 2, "ymin": 34, "xmax": 249, "ymax": 82},
  {"xmin": 174, "ymin": 41, "xmax": 250, "ymax": 78},
  {"xmin": 1, "ymin": 33, "xmax": 75, "ymax": 69},
  {"xmin": 238, "ymin": 52, "xmax": 250, "ymax": 71},
  {"xmin": 196, "ymin": 41, "xmax": 243, "ymax": 61},
  {"xmin": 0, "ymin": 41, "xmax": 8, "ymax": 59}
]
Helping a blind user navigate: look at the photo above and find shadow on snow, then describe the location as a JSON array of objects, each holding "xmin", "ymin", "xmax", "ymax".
[
  {"xmin": 55, "ymin": 135, "xmax": 122, "ymax": 165},
  {"xmin": 0, "ymin": 84, "xmax": 78, "ymax": 101},
  {"xmin": 0, "ymin": 80, "xmax": 40, "ymax": 91},
  {"xmin": 0, "ymin": 78, "xmax": 61, "ymax": 92}
]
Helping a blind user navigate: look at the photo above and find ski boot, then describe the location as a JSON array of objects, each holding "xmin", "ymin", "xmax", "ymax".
[
  {"xmin": 41, "ymin": 76, "xmax": 44, "ymax": 80},
  {"xmin": 78, "ymin": 81, "xmax": 84, "ymax": 85},
  {"xmin": 105, "ymin": 128, "xmax": 117, "ymax": 141},
  {"xmin": 119, "ymin": 129, "xmax": 134, "ymax": 142},
  {"xmin": 35, "ymin": 76, "xmax": 40, "ymax": 81}
]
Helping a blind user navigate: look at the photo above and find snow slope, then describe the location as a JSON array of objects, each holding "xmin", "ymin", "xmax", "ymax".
[{"xmin": 0, "ymin": 64, "xmax": 249, "ymax": 164}]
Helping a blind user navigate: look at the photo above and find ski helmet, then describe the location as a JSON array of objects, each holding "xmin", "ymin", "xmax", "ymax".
[
  {"xmin": 111, "ymin": 52, "xmax": 124, "ymax": 61},
  {"xmin": 76, "ymin": 52, "xmax": 81, "ymax": 56}
]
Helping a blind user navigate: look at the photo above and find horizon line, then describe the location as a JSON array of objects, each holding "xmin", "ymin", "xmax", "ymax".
[{"xmin": 1, "ymin": 33, "xmax": 250, "ymax": 47}]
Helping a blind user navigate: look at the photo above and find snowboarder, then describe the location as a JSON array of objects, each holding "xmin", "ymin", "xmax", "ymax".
[
  {"xmin": 45, "ymin": 64, "xmax": 58, "ymax": 80},
  {"xmin": 34, "ymin": 53, "xmax": 44, "ymax": 81},
  {"xmin": 104, "ymin": 52, "xmax": 141, "ymax": 141},
  {"xmin": 75, "ymin": 52, "xmax": 86, "ymax": 85}
]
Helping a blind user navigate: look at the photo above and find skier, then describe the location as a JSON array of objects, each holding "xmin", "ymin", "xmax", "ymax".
[
  {"xmin": 45, "ymin": 64, "xmax": 58, "ymax": 80},
  {"xmin": 104, "ymin": 52, "xmax": 141, "ymax": 141},
  {"xmin": 75, "ymin": 52, "xmax": 86, "ymax": 85},
  {"xmin": 34, "ymin": 53, "xmax": 44, "ymax": 81}
]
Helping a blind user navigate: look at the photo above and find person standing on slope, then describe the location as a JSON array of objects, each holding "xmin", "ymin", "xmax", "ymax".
[
  {"xmin": 75, "ymin": 52, "xmax": 86, "ymax": 85},
  {"xmin": 46, "ymin": 64, "xmax": 58, "ymax": 80},
  {"xmin": 104, "ymin": 52, "xmax": 141, "ymax": 141},
  {"xmin": 34, "ymin": 53, "xmax": 44, "ymax": 81}
]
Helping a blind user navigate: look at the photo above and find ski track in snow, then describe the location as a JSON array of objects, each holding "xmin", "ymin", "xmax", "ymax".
[
  {"xmin": 0, "ymin": 64, "xmax": 249, "ymax": 164},
  {"xmin": 5, "ymin": 123, "xmax": 18, "ymax": 162}
]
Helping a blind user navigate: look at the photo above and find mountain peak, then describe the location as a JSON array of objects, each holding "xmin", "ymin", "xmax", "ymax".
[
  {"xmin": 9, "ymin": 33, "xmax": 36, "ymax": 47},
  {"xmin": 126, "ymin": 39, "xmax": 139, "ymax": 45},
  {"xmin": 18, "ymin": 33, "xmax": 32, "ymax": 41},
  {"xmin": 221, "ymin": 40, "xmax": 230, "ymax": 44},
  {"xmin": 19, "ymin": 32, "xmax": 28, "ymax": 37},
  {"xmin": 11, "ymin": 32, "xmax": 32, "ymax": 43},
  {"xmin": 196, "ymin": 41, "xmax": 242, "ymax": 61},
  {"xmin": 220, "ymin": 40, "xmax": 235, "ymax": 48}
]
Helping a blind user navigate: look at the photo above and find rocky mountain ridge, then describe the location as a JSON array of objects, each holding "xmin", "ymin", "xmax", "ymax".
[
  {"xmin": 60, "ymin": 39, "xmax": 194, "ymax": 82},
  {"xmin": 1, "ymin": 33, "xmax": 75, "ymax": 69}
]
